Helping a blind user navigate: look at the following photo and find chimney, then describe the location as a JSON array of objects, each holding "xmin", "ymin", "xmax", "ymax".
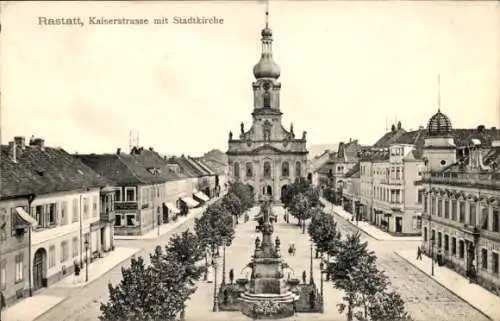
[
  {"xmin": 14, "ymin": 136, "xmax": 25, "ymax": 150},
  {"xmin": 116, "ymin": 148, "xmax": 121, "ymax": 155},
  {"xmin": 8, "ymin": 141, "xmax": 16, "ymax": 162},
  {"xmin": 149, "ymin": 147, "xmax": 154, "ymax": 151},
  {"xmin": 33, "ymin": 138, "xmax": 45, "ymax": 149}
]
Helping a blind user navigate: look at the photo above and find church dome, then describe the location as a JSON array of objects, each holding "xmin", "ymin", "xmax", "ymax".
[
  {"xmin": 253, "ymin": 55, "xmax": 280, "ymax": 79},
  {"xmin": 261, "ymin": 27, "xmax": 272, "ymax": 37},
  {"xmin": 427, "ymin": 110, "xmax": 453, "ymax": 136}
]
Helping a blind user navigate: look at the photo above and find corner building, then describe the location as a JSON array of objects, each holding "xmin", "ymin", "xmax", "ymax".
[{"xmin": 226, "ymin": 12, "xmax": 308, "ymax": 203}]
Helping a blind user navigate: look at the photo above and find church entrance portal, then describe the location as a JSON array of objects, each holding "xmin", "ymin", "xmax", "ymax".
[{"xmin": 262, "ymin": 185, "xmax": 272, "ymax": 196}]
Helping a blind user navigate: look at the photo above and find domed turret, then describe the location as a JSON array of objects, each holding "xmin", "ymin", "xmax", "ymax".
[
  {"xmin": 253, "ymin": 9, "xmax": 280, "ymax": 79},
  {"xmin": 427, "ymin": 109, "xmax": 453, "ymax": 136}
]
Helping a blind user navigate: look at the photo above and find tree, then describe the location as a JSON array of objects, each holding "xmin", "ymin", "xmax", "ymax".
[
  {"xmin": 360, "ymin": 290, "xmax": 413, "ymax": 321},
  {"xmin": 99, "ymin": 256, "xmax": 189, "ymax": 321},
  {"xmin": 281, "ymin": 177, "xmax": 311, "ymax": 209},
  {"xmin": 329, "ymin": 232, "xmax": 388, "ymax": 321},
  {"xmin": 228, "ymin": 182, "xmax": 254, "ymax": 210},
  {"xmin": 308, "ymin": 209, "xmax": 339, "ymax": 257},
  {"xmin": 221, "ymin": 192, "xmax": 243, "ymax": 221},
  {"xmin": 289, "ymin": 193, "xmax": 312, "ymax": 233},
  {"xmin": 165, "ymin": 230, "xmax": 204, "ymax": 281}
]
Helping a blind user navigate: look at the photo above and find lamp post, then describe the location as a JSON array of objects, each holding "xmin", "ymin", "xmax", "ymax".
[
  {"xmin": 222, "ymin": 238, "xmax": 227, "ymax": 285},
  {"xmin": 319, "ymin": 261, "xmax": 324, "ymax": 300},
  {"xmin": 84, "ymin": 238, "xmax": 89, "ymax": 282},
  {"xmin": 212, "ymin": 259, "xmax": 219, "ymax": 312},
  {"xmin": 430, "ymin": 235, "xmax": 435, "ymax": 276},
  {"xmin": 309, "ymin": 240, "xmax": 314, "ymax": 285}
]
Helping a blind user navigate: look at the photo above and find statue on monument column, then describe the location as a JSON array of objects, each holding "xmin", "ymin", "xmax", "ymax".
[
  {"xmin": 229, "ymin": 131, "xmax": 233, "ymax": 140},
  {"xmin": 241, "ymin": 122, "xmax": 245, "ymax": 135},
  {"xmin": 302, "ymin": 131, "xmax": 307, "ymax": 140}
]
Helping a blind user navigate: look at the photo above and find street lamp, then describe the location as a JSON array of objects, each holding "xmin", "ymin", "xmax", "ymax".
[
  {"xmin": 430, "ymin": 235, "xmax": 435, "ymax": 276},
  {"xmin": 84, "ymin": 238, "xmax": 89, "ymax": 282},
  {"xmin": 222, "ymin": 238, "xmax": 227, "ymax": 285},
  {"xmin": 319, "ymin": 261, "xmax": 325, "ymax": 300},
  {"xmin": 309, "ymin": 240, "xmax": 314, "ymax": 285},
  {"xmin": 212, "ymin": 259, "xmax": 219, "ymax": 312}
]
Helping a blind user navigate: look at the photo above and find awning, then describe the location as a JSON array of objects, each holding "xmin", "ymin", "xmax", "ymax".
[
  {"xmin": 181, "ymin": 197, "xmax": 199, "ymax": 208},
  {"xmin": 15, "ymin": 207, "xmax": 38, "ymax": 227},
  {"xmin": 165, "ymin": 202, "xmax": 181, "ymax": 214},
  {"xmin": 194, "ymin": 191, "xmax": 210, "ymax": 202}
]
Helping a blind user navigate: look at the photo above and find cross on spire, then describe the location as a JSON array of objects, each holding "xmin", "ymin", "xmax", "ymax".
[
  {"xmin": 265, "ymin": 0, "xmax": 269, "ymax": 28},
  {"xmin": 437, "ymin": 73, "xmax": 441, "ymax": 112}
]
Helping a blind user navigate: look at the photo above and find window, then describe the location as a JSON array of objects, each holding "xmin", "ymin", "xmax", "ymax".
[
  {"xmin": 444, "ymin": 200, "xmax": 449, "ymax": 219},
  {"xmin": 431, "ymin": 197, "xmax": 436, "ymax": 216},
  {"xmin": 469, "ymin": 202, "xmax": 476, "ymax": 226},
  {"xmin": 451, "ymin": 237, "xmax": 457, "ymax": 256},
  {"xmin": 281, "ymin": 162, "xmax": 289, "ymax": 177},
  {"xmin": 127, "ymin": 215, "xmax": 135, "ymax": 226},
  {"xmin": 0, "ymin": 261, "xmax": 5, "ymax": 290},
  {"xmin": 451, "ymin": 200, "xmax": 457, "ymax": 221},
  {"xmin": 263, "ymin": 161, "xmax": 271, "ymax": 178},
  {"xmin": 481, "ymin": 249, "xmax": 488, "ymax": 270},
  {"xmin": 114, "ymin": 188, "xmax": 122, "ymax": 202},
  {"xmin": 35, "ymin": 205, "xmax": 43, "ymax": 226},
  {"xmin": 263, "ymin": 92, "xmax": 271, "ymax": 108},
  {"xmin": 444, "ymin": 234, "xmax": 449, "ymax": 252},
  {"xmin": 246, "ymin": 163, "xmax": 253, "ymax": 178},
  {"xmin": 459, "ymin": 240, "xmax": 465, "ymax": 259},
  {"xmin": 115, "ymin": 214, "xmax": 122, "ymax": 226},
  {"xmin": 395, "ymin": 168, "xmax": 401, "ymax": 179},
  {"xmin": 459, "ymin": 201, "xmax": 465, "ymax": 223},
  {"xmin": 424, "ymin": 196, "xmax": 428, "ymax": 214},
  {"xmin": 481, "ymin": 206, "xmax": 489, "ymax": 230},
  {"xmin": 493, "ymin": 252, "xmax": 499, "ymax": 274},
  {"xmin": 125, "ymin": 187, "xmax": 136, "ymax": 202},
  {"xmin": 440, "ymin": 160, "xmax": 447, "ymax": 166},
  {"xmin": 15, "ymin": 254, "xmax": 23, "ymax": 283},
  {"xmin": 437, "ymin": 199, "xmax": 442, "ymax": 217},
  {"xmin": 437, "ymin": 232, "xmax": 442, "ymax": 248},
  {"xmin": 47, "ymin": 203, "xmax": 57, "ymax": 225},
  {"xmin": 61, "ymin": 241, "xmax": 69, "ymax": 262},
  {"xmin": 417, "ymin": 190, "xmax": 423, "ymax": 204},
  {"xmin": 423, "ymin": 227, "xmax": 427, "ymax": 241},
  {"xmin": 60, "ymin": 201, "xmax": 68, "ymax": 225},
  {"xmin": 49, "ymin": 245, "xmax": 56, "ymax": 268},
  {"xmin": 83, "ymin": 198, "xmax": 89, "ymax": 220},
  {"xmin": 493, "ymin": 208, "xmax": 499, "ymax": 232},
  {"xmin": 295, "ymin": 162, "xmax": 301, "ymax": 177},
  {"xmin": 431, "ymin": 229, "xmax": 436, "ymax": 242},
  {"xmin": 72, "ymin": 237, "xmax": 79, "ymax": 258},
  {"xmin": 234, "ymin": 163, "xmax": 240, "ymax": 180},
  {"xmin": 72, "ymin": 199, "xmax": 79, "ymax": 223},
  {"xmin": 92, "ymin": 196, "xmax": 98, "ymax": 218}
]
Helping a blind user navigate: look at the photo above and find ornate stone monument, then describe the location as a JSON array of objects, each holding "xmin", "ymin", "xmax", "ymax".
[{"xmin": 239, "ymin": 201, "xmax": 299, "ymax": 319}]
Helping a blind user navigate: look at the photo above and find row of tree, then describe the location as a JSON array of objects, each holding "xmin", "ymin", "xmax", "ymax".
[
  {"xmin": 100, "ymin": 182, "xmax": 255, "ymax": 321},
  {"xmin": 299, "ymin": 190, "xmax": 413, "ymax": 321}
]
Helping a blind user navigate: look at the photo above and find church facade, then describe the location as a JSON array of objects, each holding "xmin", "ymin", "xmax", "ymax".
[{"xmin": 226, "ymin": 11, "xmax": 308, "ymax": 203}]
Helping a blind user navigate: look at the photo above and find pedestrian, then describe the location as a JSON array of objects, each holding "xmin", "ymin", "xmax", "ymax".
[
  {"xmin": 288, "ymin": 245, "xmax": 293, "ymax": 256},
  {"xmin": 291, "ymin": 244, "xmax": 296, "ymax": 256},
  {"xmin": 469, "ymin": 265, "xmax": 476, "ymax": 284},
  {"xmin": 416, "ymin": 246, "xmax": 422, "ymax": 260},
  {"xmin": 74, "ymin": 261, "xmax": 81, "ymax": 285}
]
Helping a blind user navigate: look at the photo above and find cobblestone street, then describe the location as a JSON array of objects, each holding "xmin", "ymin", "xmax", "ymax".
[{"xmin": 33, "ymin": 205, "xmax": 490, "ymax": 321}]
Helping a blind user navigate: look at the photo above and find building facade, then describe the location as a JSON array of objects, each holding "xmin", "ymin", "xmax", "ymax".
[
  {"xmin": 420, "ymin": 110, "xmax": 500, "ymax": 293},
  {"xmin": 1, "ymin": 136, "xmax": 114, "ymax": 302},
  {"xmin": 226, "ymin": 12, "xmax": 308, "ymax": 203}
]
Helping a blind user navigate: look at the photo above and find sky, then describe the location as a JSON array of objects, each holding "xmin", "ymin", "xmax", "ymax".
[{"xmin": 1, "ymin": 1, "xmax": 499, "ymax": 157}]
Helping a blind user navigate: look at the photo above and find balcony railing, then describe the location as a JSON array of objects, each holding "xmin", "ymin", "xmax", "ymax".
[
  {"xmin": 423, "ymin": 172, "xmax": 500, "ymax": 188},
  {"xmin": 115, "ymin": 202, "xmax": 138, "ymax": 211}
]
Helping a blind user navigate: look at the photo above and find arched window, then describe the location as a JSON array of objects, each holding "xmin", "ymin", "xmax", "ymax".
[
  {"xmin": 281, "ymin": 161, "xmax": 289, "ymax": 177},
  {"xmin": 234, "ymin": 163, "xmax": 240, "ymax": 180},
  {"xmin": 264, "ymin": 161, "xmax": 272, "ymax": 178},
  {"xmin": 263, "ymin": 92, "xmax": 271, "ymax": 108},
  {"xmin": 263, "ymin": 128, "xmax": 271, "ymax": 141},
  {"xmin": 246, "ymin": 162, "xmax": 253, "ymax": 178},
  {"xmin": 295, "ymin": 162, "xmax": 302, "ymax": 177}
]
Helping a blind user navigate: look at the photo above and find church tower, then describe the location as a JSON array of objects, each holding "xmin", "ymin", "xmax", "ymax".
[{"xmin": 227, "ymin": 3, "xmax": 308, "ymax": 203}]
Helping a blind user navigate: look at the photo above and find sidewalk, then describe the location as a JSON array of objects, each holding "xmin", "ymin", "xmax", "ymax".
[
  {"xmin": 53, "ymin": 246, "xmax": 140, "ymax": 288},
  {"xmin": 3, "ymin": 246, "xmax": 140, "ymax": 321},
  {"xmin": 115, "ymin": 198, "xmax": 216, "ymax": 240},
  {"xmin": 396, "ymin": 250, "xmax": 500, "ymax": 321},
  {"xmin": 320, "ymin": 198, "xmax": 421, "ymax": 241}
]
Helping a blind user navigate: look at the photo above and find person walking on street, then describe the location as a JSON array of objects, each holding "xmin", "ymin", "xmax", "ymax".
[
  {"xmin": 416, "ymin": 246, "xmax": 422, "ymax": 260},
  {"xmin": 74, "ymin": 261, "xmax": 81, "ymax": 285}
]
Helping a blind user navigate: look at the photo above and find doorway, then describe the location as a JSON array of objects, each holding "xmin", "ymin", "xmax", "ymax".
[
  {"xmin": 266, "ymin": 185, "xmax": 272, "ymax": 196},
  {"xmin": 33, "ymin": 248, "xmax": 47, "ymax": 291},
  {"xmin": 395, "ymin": 217, "xmax": 403, "ymax": 233}
]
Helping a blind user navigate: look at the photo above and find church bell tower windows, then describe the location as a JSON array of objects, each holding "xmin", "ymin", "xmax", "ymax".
[
  {"xmin": 262, "ymin": 82, "xmax": 271, "ymax": 108},
  {"xmin": 295, "ymin": 161, "xmax": 302, "ymax": 177},
  {"xmin": 281, "ymin": 161, "xmax": 289, "ymax": 177},
  {"xmin": 246, "ymin": 162, "xmax": 253, "ymax": 178}
]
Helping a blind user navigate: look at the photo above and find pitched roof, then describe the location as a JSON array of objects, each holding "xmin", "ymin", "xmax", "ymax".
[
  {"xmin": 192, "ymin": 157, "xmax": 217, "ymax": 175},
  {"xmin": 77, "ymin": 154, "xmax": 143, "ymax": 185},
  {"xmin": 1, "ymin": 144, "xmax": 110, "ymax": 200},
  {"xmin": 343, "ymin": 163, "xmax": 360, "ymax": 178},
  {"xmin": 168, "ymin": 156, "xmax": 203, "ymax": 177},
  {"xmin": 373, "ymin": 128, "xmax": 407, "ymax": 148},
  {"xmin": 201, "ymin": 158, "xmax": 227, "ymax": 175}
]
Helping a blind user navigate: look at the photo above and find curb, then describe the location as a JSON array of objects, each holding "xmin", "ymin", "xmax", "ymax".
[
  {"xmin": 394, "ymin": 251, "xmax": 493, "ymax": 321},
  {"xmin": 33, "ymin": 248, "xmax": 141, "ymax": 321}
]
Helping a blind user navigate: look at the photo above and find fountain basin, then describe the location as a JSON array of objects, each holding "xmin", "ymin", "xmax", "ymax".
[{"xmin": 239, "ymin": 291, "xmax": 299, "ymax": 319}]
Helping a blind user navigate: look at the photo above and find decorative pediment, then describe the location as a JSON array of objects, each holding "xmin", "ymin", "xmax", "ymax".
[{"xmin": 250, "ymin": 144, "xmax": 284, "ymax": 155}]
